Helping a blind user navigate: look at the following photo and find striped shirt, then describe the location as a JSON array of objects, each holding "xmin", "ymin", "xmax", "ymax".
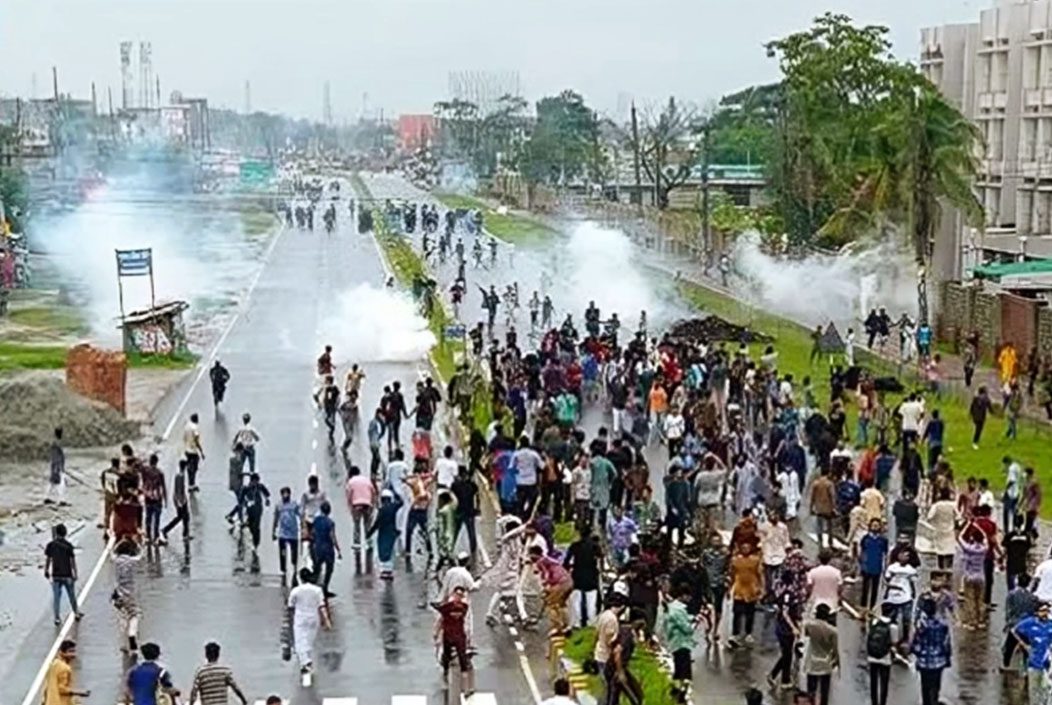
[{"xmin": 190, "ymin": 663, "xmax": 240, "ymax": 705}]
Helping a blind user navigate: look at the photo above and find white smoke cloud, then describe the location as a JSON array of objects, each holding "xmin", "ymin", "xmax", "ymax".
[
  {"xmin": 729, "ymin": 231, "xmax": 918, "ymax": 328},
  {"xmin": 318, "ymin": 283, "xmax": 435, "ymax": 364}
]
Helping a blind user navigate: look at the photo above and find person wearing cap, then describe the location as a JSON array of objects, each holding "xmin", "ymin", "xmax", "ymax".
[{"xmin": 367, "ymin": 489, "xmax": 403, "ymax": 579}]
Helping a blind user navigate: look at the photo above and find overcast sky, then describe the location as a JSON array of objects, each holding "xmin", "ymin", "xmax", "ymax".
[{"xmin": 2, "ymin": 0, "xmax": 980, "ymax": 121}]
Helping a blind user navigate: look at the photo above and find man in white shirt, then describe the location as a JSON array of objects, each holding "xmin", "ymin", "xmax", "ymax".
[
  {"xmin": 898, "ymin": 394, "xmax": 925, "ymax": 449},
  {"xmin": 540, "ymin": 678, "xmax": 577, "ymax": 705},
  {"xmin": 288, "ymin": 568, "xmax": 330, "ymax": 674},
  {"xmin": 883, "ymin": 550, "xmax": 918, "ymax": 641},
  {"xmin": 183, "ymin": 413, "xmax": 205, "ymax": 492},
  {"xmin": 435, "ymin": 445, "xmax": 459, "ymax": 489},
  {"xmin": 1033, "ymin": 557, "xmax": 1052, "ymax": 602},
  {"xmin": 663, "ymin": 407, "xmax": 686, "ymax": 459},
  {"xmin": 806, "ymin": 550, "xmax": 843, "ymax": 621}
]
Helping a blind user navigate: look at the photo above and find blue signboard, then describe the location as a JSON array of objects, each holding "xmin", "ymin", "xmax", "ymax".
[
  {"xmin": 116, "ymin": 248, "xmax": 153, "ymax": 277},
  {"xmin": 445, "ymin": 324, "xmax": 467, "ymax": 340}
]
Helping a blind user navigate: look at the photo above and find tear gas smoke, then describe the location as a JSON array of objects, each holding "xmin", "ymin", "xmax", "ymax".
[
  {"xmin": 318, "ymin": 283, "xmax": 435, "ymax": 364},
  {"xmin": 728, "ymin": 231, "xmax": 918, "ymax": 328},
  {"xmin": 36, "ymin": 176, "xmax": 261, "ymax": 347},
  {"xmin": 549, "ymin": 221, "xmax": 674, "ymax": 332}
]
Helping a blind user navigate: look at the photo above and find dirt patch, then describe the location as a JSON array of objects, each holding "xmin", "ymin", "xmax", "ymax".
[
  {"xmin": 667, "ymin": 315, "xmax": 774, "ymax": 344},
  {"xmin": 0, "ymin": 373, "xmax": 141, "ymax": 463}
]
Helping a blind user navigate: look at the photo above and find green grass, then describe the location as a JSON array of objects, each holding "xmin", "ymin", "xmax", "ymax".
[
  {"xmin": 0, "ymin": 342, "xmax": 198, "ymax": 373},
  {"xmin": 239, "ymin": 205, "xmax": 279, "ymax": 237},
  {"xmin": 7, "ymin": 305, "xmax": 89, "ymax": 336},
  {"xmin": 126, "ymin": 350, "xmax": 199, "ymax": 369},
  {"xmin": 553, "ymin": 521, "xmax": 576, "ymax": 546},
  {"xmin": 563, "ymin": 627, "xmax": 677, "ymax": 705},
  {"xmin": 678, "ymin": 279, "xmax": 1052, "ymax": 517},
  {"xmin": 371, "ymin": 209, "xmax": 463, "ymax": 382},
  {"xmin": 0, "ymin": 342, "xmax": 68, "ymax": 371},
  {"xmin": 435, "ymin": 192, "xmax": 559, "ymax": 244}
]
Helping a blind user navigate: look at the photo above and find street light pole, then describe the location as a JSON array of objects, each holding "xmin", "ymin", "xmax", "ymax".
[{"xmin": 700, "ymin": 120, "xmax": 712, "ymax": 264}]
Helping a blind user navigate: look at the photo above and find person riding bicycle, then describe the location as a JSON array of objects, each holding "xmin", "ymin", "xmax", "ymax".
[{"xmin": 210, "ymin": 360, "xmax": 231, "ymax": 406}]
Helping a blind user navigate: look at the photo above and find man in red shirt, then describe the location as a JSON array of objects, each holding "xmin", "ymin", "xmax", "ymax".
[
  {"xmin": 434, "ymin": 586, "xmax": 474, "ymax": 695},
  {"xmin": 529, "ymin": 545, "xmax": 573, "ymax": 635}
]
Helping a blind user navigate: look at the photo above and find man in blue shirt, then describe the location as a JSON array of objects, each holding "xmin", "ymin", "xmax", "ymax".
[
  {"xmin": 310, "ymin": 502, "xmax": 340, "ymax": 599},
  {"xmin": 858, "ymin": 519, "xmax": 889, "ymax": 614},
  {"xmin": 1014, "ymin": 601, "xmax": 1052, "ymax": 704},
  {"xmin": 272, "ymin": 486, "xmax": 302, "ymax": 584},
  {"xmin": 126, "ymin": 642, "xmax": 176, "ymax": 705},
  {"xmin": 923, "ymin": 410, "xmax": 944, "ymax": 471}
]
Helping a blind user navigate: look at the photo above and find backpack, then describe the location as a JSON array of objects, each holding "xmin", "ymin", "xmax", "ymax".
[{"xmin": 866, "ymin": 619, "xmax": 892, "ymax": 659}]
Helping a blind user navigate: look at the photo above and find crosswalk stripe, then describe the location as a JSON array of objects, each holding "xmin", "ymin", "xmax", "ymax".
[
  {"xmin": 391, "ymin": 697, "xmax": 428, "ymax": 705},
  {"xmin": 805, "ymin": 532, "xmax": 849, "ymax": 552},
  {"xmin": 322, "ymin": 699, "xmax": 359, "ymax": 705},
  {"xmin": 462, "ymin": 694, "xmax": 497, "ymax": 705}
]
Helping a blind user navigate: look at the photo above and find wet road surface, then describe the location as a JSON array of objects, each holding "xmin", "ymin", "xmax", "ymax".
[
  {"xmin": 359, "ymin": 172, "xmax": 1029, "ymax": 705},
  {"xmin": 3, "ymin": 193, "xmax": 534, "ymax": 705}
]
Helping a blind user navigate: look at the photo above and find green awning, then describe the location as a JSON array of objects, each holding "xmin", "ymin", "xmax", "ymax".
[{"xmin": 973, "ymin": 259, "xmax": 1052, "ymax": 281}]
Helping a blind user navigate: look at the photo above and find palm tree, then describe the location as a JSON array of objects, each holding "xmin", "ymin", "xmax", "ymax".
[{"xmin": 895, "ymin": 79, "xmax": 984, "ymax": 324}]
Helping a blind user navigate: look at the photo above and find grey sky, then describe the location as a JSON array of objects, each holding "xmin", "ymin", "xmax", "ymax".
[{"xmin": 2, "ymin": 0, "xmax": 979, "ymax": 121}]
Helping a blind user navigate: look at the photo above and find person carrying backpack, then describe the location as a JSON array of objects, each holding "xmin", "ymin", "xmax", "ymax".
[{"xmin": 866, "ymin": 602, "xmax": 898, "ymax": 705}]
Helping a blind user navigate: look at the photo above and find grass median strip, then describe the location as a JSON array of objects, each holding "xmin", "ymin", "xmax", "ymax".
[
  {"xmin": 435, "ymin": 192, "xmax": 560, "ymax": 244},
  {"xmin": 563, "ymin": 627, "xmax": 678, "ymax": 705},
  {"xmin": 678, "ymin": 278, "xmax": 1052, "ymax": 517}
]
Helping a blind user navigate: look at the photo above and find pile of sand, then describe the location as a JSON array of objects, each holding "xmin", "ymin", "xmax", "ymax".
[{"xmin": 0, "ymin": 373, "xmax": 141, "ymax": 462}]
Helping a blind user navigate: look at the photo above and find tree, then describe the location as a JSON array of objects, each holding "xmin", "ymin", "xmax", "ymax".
[
  {"xmin": 477, "ymin": 94, "xmax": 529, "ymax": 176},
  {"xmin": 766, "ymin": 13, "xmax": 905, "ymax": 244},
  {"xmin": 433, "ymin": 98, "xmax": 481, "ymax": 162},
  {"xmin": 519, "ymin": 90, "xmax": 601, "ymax": 188},
  {"xmin": 631, "ymin": 97, "xmax": 703, "ymax": 209},
  {"xmin": 0, "ymin": 125, "xmax": 26, "ymax": 231},
  {"xmin": 709, "ymin": 83, "xmax": 780, "ymax": 165}
]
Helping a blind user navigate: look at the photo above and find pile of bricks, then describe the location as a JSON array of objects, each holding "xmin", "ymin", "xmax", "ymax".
[{"xmin": 65, "ymin": 343, "xmax": 127, "ymax": 416}]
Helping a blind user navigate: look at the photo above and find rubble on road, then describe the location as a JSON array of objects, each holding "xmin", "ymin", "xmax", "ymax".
[{"xmin": 666, "ymin": 315, "xmax": 774, "ymax": 345}]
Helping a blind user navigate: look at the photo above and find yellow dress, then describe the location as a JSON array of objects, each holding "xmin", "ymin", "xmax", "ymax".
[{"xmin": 999, "ymin": 346, "xmax": 1017, "ymax": 384}]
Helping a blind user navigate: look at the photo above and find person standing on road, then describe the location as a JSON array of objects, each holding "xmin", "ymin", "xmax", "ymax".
[
  {"xmin": 529, "ymin": 544, "xmax": 573, "ymax": 635},
  {"xmin": 288, "ymin": 568, "xmax": 331, "ymax": 675},
  {"xmin": 604, "ymin": 610, "xmax": 646, "ymax": 705},
  {"xmin": 320, "ymin": 376, "xmax": 340, "ymax": 439},
  {"xmin": 184, "ymin": 413, "xmax": 205, "ymax": 492},
  {"xmin": 1013, "ymin": 601, "xmax": 1052, "ymax": 705},
  {"xmin": 126, "ymin": 642, "xmax": 178, "ymax": 705},
  {"xmin": 434, "ymin": 585, "xmax": 475, "ymax": 696},
  {"xmin": 368, "ymin": 489, "xmax": 404, "ymax": 580},
  {"xmin": 141, "ymin": 454, "xmax": 167, "ymax": 546},
  {"xmin": 912, "ymin": 596, "xmax": 951, "ymax": 705},
  {"xmin": 112, "ymin": 537, "xmax": 142, "ymax": 654},
  {"xmin": 858, "ymin": 519, "xmax": 889, "ymax": 615},
  {"xmin": 345, "ymin": 465, "xmax": 376, "ymax": 551},
  {"xmin": 338, "ymin": 389, "xmax": 360, "ymax": 452},
  {"xmin": 803, "ymin": 604, "xmax": 839, "ymax": 705},
  {"xmin": 44, "ymin": 523, "xmax": 83, "ymax": 626},
  {"xmin": 659, "ymin": 583, "xmax": 697, "ymax": 703},
  {"xmin": 232, "ymin": 413, "xmax": 261, "ymax": 474},
  {"xmin": 161, "ymin": 459, "xmax": 191, "ymax": 543},
  {"xmin": 367, "ymin": 408, "xmax": 386, "ymax": 479},
  {"xmin": 385, "ymin": 381, "xmax": 408, "ymax": 453},
  {"xmin": 241, "ymin": 473, "xmax": 271, "ymax": 554},
  {"xmin": 311, "ymin": 501, "xmax": 341, "ymax": 597},
  {"xmin": 45, "ymin": 427, "xmax": 67, "ymax": 505},
  {"xmin": 100, "ymin": 457, "xmax": 122, "ymax": 540},
  {"xmin": 189, "ymin": 642, "xmax": 247, "ymax": 705},
  {"xmin": 273, "ymin": 486, "xmax": 302, "ymax": 583},
  {"xmin": 451, "ymin": 465, "xmax": 480, "ymax": 556},
  {"xmin": 44, "ymin": 640, "xmax": 89, "ymax": 705},
  {"xmin": 563, "ymin": 524, "xmax": 602, "ymax": 629},
  {"xmin": 865, "ymin": 602, "xmax": 898, "ymax": 705}
]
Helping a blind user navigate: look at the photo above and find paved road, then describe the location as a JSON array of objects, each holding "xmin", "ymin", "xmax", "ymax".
[
  {"xmin": 2, "ymin": 195, "xmax": 533, "ymax": 705},
  {"xmin": 360, "ymin": 173, "xmax": 1023, "ymax": 705}
]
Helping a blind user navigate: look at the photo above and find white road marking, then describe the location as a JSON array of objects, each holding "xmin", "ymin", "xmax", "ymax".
[
  {"xmin": 463, "ymin": 693, "xmax": 498, "ymax": 705},
  {"xmin": 518, "ymin": 653, "xmax": 543, "ymax": 704},
  {"xmin": 162, "ymin": 223, "xmax": 288, "ymax": 441},
  {"xmin": 391, "ymin": 697, "xmax": 427, "ymax": 705},
  {"xmin": 514, "ymin": 641, "xmax": 525, "ymax": 653},
  {"xmin": 22, "ymin": 226, "xmax": 289, "ymax": 705},
  {"xmin": 508, "ymin": 626, "xmax": 518, "ymax": 637},
  {"xmin": 805, "ymin": 532, "xmax": 849, "ymax": 552},
  {"xmin": 302, "ymin": 670, "xmax": 313, "ymax": 687},
  {"xmin": 313, "ymin": 418, "xmax": 319, "ymax": 429},
  {"xmin": 18, "ymin": 539, "xmax": 114, "ymax": 705},
  {"xmin": 24, "ymin": 228, "xmax": 290, "ymax": 705},
  {"xmin": 322, "ymin": 699, "xmax": 358, "ymax": 705},
  {"xmin": 312, "ymin": 439, "xmax": 318, "ymax": 450},
  {"xmin": 310, "ymin": 462, "xmax": 318, "ymax": 478}
]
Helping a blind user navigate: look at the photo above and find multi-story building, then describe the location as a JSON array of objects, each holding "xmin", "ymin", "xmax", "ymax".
[{"xmin": 923, "ymin": 0, "xmax": 1052, "ymax": 273}]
